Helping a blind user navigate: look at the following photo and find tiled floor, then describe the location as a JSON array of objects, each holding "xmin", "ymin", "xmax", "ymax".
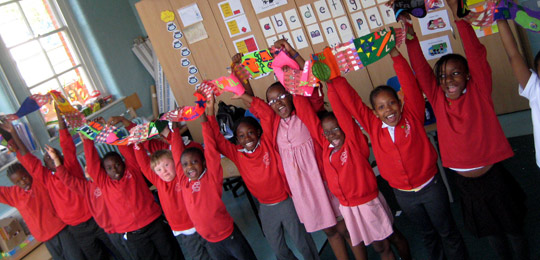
[{"xmin": 218, "ymin": 134, "xmax": 540, "ymax": 260}]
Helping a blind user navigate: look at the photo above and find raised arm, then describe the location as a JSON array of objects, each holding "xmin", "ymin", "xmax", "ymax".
[
  {"xmin": 330, "ymin": 76, "xmax": 376, "ymax": 133},
  {"xmin": 82, "ymin": 137, "xmax": 108, "ymax": 186},
  {"xmin": 249, "ymin": 97, "xmax": 277, "ymax": 135},
  {"xmin": 327, "ymin": 78, "xmax": 361, "ymax": 141},
  {"xmin": 45, "ymin": 145, "xmax": 88, "ymax": 196},
  {"xmin": 0, "ymin": 187, "xmax": 17, "ymax": 207},
  {"xmin": 391, "ymin": 48, "xmax": 426, "ymax": 119},
  {"xmin": 133, "ymin": 144, "xmax": 159, "ymax": 185},
  {"xmin": 170, "ymin": 123, "xmax": 187, "ymax": 173},
  {"xmin": 58, "ymin": 116, "xmax": 84, "ymax": 178},
  {"xmin": 232, "ymin": 53, "xmax": 254, "ymax": 97},
  {"xmin": 273, "ymin": 39, "xmax": 305, "ymax": 69},
  {"xmin": 497, "ymin": 19, "xmax": 531, "ymax": 88},
  {"xmin": 293, "ymin": 95, "xmax": 326, "ymax": 147},
  {"xmin": 207, "ymin": 115, "xmax": 239, "ymax": 162}
]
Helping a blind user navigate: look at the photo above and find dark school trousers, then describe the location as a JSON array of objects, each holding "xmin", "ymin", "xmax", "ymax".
[
  {"xmin": 259, "ymin": 197, "xmax": 319, "ymax": 260},
  {"xmin": 393, "ymin": 173, "xmax": 469, "ymax": 260},
  {"xmin": 125, "ymin": 216, "xmax": 184, "ymax": 260},
  {"xmin": 69, "ymin": 217, "xmax": 122, "ymax": 260},
  {"xmin": 108, "ymin": 232, "xmax": 138, "ymax": 260},
  {"xmin": 45, "ymin": 226, "xmax": 86, "ymax": 260},
  {"xmin": 205, "ymin": 224, "xmax": 257, "ymax": 260},
  {"xmin": 176, "ymin": 231, "xmax": 212, "ymax": 260}
]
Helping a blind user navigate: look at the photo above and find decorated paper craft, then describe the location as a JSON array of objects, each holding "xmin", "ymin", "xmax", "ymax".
[
  {"xmin": 128, "ymin": 123, "xmax": 153, "ymax": 145},
  {"xmin": 393, "ymin": 0, "xmax": 427, "ymax": 18},
  {"xmin": 272, "ymin": 51, "xmax": 300, "ymax": 84},
  {"xmin": 94, "ymin": 125, "xmax": 125, "ymax": 144},
  {"xmin": 353, "ymin": 27, "xmax": 396, "ymax": 66},
  {"xmin": 231, "ymin": 62, "xmax": 251, "ymax": 84},
  {"xmin": 211, "ymin": 73, "xmax": 245, "ymax": 96},
  {"xmin": 282, "ymin": 60, "xmax": 317, "ymax": 96},
  {"xmin": 332, "ymin": 41, "xmax": 364, "ymax": 73},
  {"xmin": 160, "ymin": 92, "xmax": 207, "ymax": 122},
  {"xmin": 457, "ymin": 0, "xmax": 470, "ymax": 18},
  {"xmin": 241, "ymin": 49, "xmax": 274, "ymax": 78},
  {"xmin": 494, "ymin": 0, "xmax": 540, "ymax": 32},
  {"xmin": 463, "ymin": 1, "xmax": 496, "ymax": 28},
  {"xmin": 310, "ymin": 47, "xmax": 340, "ymax": 81},
  {"xmin": 199, "ymin": 81, "xmax": 222, "ymax": 99}
]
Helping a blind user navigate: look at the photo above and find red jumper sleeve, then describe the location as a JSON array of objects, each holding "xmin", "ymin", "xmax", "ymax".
[
  {"xmin": 202, "ymin": 120, "xmax": 224, "ymax": 183},
  {"xmin": 54, "ymin": 165, "xmax": 88, "ymax": 196},
  {"xmin": 292, "ymin": 95, "xmax": 326, "ymax": 147},
  {"xmin": 83, "ymin": 139, "xmax": 108, "ymax": 187},
  {"xmin": 405, "ymin": 34, "xmax": 438, "ymax": 102},
  {"xmin": 327, "ymin": 79, "xmax": 361, "ymax": 142},
  {"xmin": 207, "ymin": 116, "xmax": 239, "ymax": 163},
  {"xmin": 133, "ymin": 145, "xmax": 159, "ymax": 185},
  {"xmin": 59, "ymin": 129, "xmax": 84, "ymax": 178},
  {"xmin": 455, "ymin": 20, "xmax": 492, "ymax": 95},
  {"xmin": 392, "ymin": 54, "xmax": 426, "ymax": 120},
  {"xmin": 16, "ymin": 152, "xmax": 48, "ymax": 185},
  {"xmin": 330, "ymin": 76, "xmax": 376, "ymax": 134},
  {"xmin": 118, "ymin": 144, "xmax": 138, "ymax": 171},
  {"xmin": 249, "ymin": 97, "xmax": 277, "ymax": 138},
  {"xmin": 0, "ymin": 187, "xmax": 17, "ymax": 206},
  {"xmin": 171, "ymin": 126, "xmax": 187, "ymax": 174},
  {"xmin": 308, "ymin": 87, "xmax": 325, "ymax": 112}
]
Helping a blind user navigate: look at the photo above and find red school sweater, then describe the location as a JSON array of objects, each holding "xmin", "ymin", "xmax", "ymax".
[
  {"xmin": 0, "ymin": 182, "xmax": 66, "ymax": 242},
  {"xmin": 16, "ymin": 129, "xmax": 91, "ymax": 226},
  {"xmin": 133, "ymin": 135, "xmax": 194, "ymax": 232},
  {"xmin": 55, "ymin": 165, "xmax": 115, "ymax": 233},
  {"xmin": 84, "ymin": 139, "xmax": 162, "ymax": 233},
  {"xmin": 406, "ymin": 20, "xmax": 513, "ymax": 168},
  {"xmin": 179, "ymin": 121, "xmax": 234, "ymax": 242},
  {"xmin": 297, "ymin": 86, "xmax": 379, "ymax": 206},
  {"xmin": 208, "ymin": 114, "xmax": 289, "ymax": 204},
  {"xmin": 331, "ymin": 57, "xmax": 438, "ymax": 190}
]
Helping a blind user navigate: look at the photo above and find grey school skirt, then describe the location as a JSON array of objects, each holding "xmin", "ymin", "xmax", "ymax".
[{"xmin": 453, "ymin": 163, "xmax": 526, "ymax": 237}]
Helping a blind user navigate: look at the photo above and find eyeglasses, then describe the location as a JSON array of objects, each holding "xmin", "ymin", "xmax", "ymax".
[
  {"xmin": 323, "ymin": 127, "xmax": 341, "ymax": 136},
  {"xmin": 267, "ymin": 94, "xmax": 289, "ymax": 106}
]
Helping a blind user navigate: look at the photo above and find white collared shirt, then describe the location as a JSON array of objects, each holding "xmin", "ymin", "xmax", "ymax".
[{"xmin": 381, "ymin": 122, "xmax": 396, "ymax": 143}]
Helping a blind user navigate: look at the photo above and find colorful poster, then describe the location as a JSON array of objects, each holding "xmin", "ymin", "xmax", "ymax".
[
  {"xmin": 233, "ymin": 35, "xmax": 259, "ymax": 54},
  {"xmin": 241, "ymin": 49, "xmax": 274, "ymax": 78},
  {"xmin": 225, "ymin": 14, "xmax": 251, "ymax": 37},
  {"xmin": 419, "ymin": 10, "xmax": 452, "ymax": 35},
  {"xmin": 427, "ymin": 0, "xmax": 445, "ymax": 11},
  {"xmin": 218, "ymin": 0, "xmax": 245, "ymax": 20},
  {"xmin": 177, "ymin": 4, "xmax": 203, "ymax": 27},
  {"xmin": 353, "ymin": 27, "xmax": 396, "ymax": 66},
  {"xmin": 250, "ymin": 0, "xmax": 288, "ymax": 14},
  {"xmin": 471, "ymin": 4, "xmax": 499, "ymax": 37},
  {"xmin": 419, "ymin": 35, "xmax": 453, "ymax": 60}
]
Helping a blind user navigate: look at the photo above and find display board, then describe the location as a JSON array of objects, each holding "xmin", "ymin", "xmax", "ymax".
[{"xmin": 136, "ymin": 0, "xmax": 530, "ymax": 142}]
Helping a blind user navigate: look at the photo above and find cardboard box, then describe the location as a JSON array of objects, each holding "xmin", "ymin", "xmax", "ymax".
[{"xmin": 0, "ymin": 218, "xmax": 27, "ymax": 253}]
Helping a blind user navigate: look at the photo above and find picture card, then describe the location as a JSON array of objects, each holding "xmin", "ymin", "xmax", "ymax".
[
  {"xmin": 225, "ymin": 14, "xmax": 251, "ymax": 37},
  {"xmin": 419, "ymin": 35, "xmax": 453, "ymax": 60},
  {"xmin": 250, "ymin": 0, "xmax": 288, "ymax": 14},
  {"xmin": 233, "ymin": 35, "xmax": 259, "ymax": 54},
  {"xmin": 418, "ymin": 10, "xmax": 452, "ymax": 35},
  {"xmin": 218, "ymin": 0, "xmax": 245, "ymax": 20},
  {"xmin": 177, "ymin": 4, "xmax": 203, "ymax": 27}
]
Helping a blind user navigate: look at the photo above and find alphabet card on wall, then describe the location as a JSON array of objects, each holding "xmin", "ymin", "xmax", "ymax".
[
  {"xmin": 326, "ymin": 0, "xmax": 346, "ymax": 17},
  {"xmin": 379, "ymin": 4, "xmax": 397, "ymax": 24},
  {"xmin": 299, "ymin": 4, "xmax": 318, "ymax": 25},
  {"xmin": 345, "ymin": 0, "xmax": 362, "ymax": 13},
  {"xmin": 250, "ymin": 0, "xmax": 288, "ymax": 14},
  {"xmin": 307, "ymin": 23, "xmax": 325, "ymax": 44},
  {"xmin": 321, "ymin": 20, "xmax": 341, "ymax": 47},
  {"xmin": 361, "ymin": 0, "xmax": 377, "ymax": 9},
  {"xmin": 266, "ymin": 36, "xmax": 279, "ymax": 47},
  {"xmin": 350, "ymin": 11, "xmax": 371, "ymax": 37},
  {"xmin": 291, "ymin": 28, "xmax": 309, "ymax": 49},
  {"xmin": 365, "ymin": 7, "xmax": 384, "ymax": 29},
  {"xmin": 334, "ymin": 16, "xmax": 355, "ymax": 42},
  {"xmin": 259, "ymin": 17, "xmax": 276, "ymax": 37},
  {"xmin": 284, "ymin": 9, "xmax": 302, "ymax": 30},
  {"xmin": 353, "ymin": 27, "xmax": 396, "ymax": 66},
  {"xmin": 278, "ymin": 32, "xmax": 294, "ymax": 48},
  {"xmin": 272, "ymin": 13, "xmax": 289, "ymax": 33},
  {"xmin": 314, "ymin": 0, "xmax": 333, "ymax": 21},
  {"xmin": 418, "ymin": 10, "xmax": 452, "ymax": 35}
]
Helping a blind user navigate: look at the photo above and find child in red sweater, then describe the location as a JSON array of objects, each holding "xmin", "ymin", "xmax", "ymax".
[
  {"xmin": 82, "ymin": 117, "xmax": 183, "ymax": 260},
  {"xmin": 405, "ymin": 0, "xmax": 528, "ymax": 258},
  {"xmin": 331, "ymin": 44, "xmax": 468, "ymax": 259},
  {"xmin": 0, "ymin": 162, "xmax": 83, "ymax": 260},
  {"xmin": 209, "ymin": 93, "xmax": 319, "ymax": 260},
  {"xmin": 3, "ymin": 113, "xmax": 112, "ymax": 260},
  {"xmin": 178, "ymin": 92, "xmax": 256, "ymax": 259},
  {"xmin": 132, "ymin": 119, "xmax": 211, "ymax": 260}
]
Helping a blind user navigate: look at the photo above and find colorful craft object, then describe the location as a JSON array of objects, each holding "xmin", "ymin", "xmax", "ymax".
[
  {"xmin": 332, "ymin": 42, "xmax": 364, "ymax": 73},
  {"xmin": 49, "ymin": 90, "xmax": 87, "ymax": 129},
  {"xmin": 494, "ymin": 0, "xmax": 540, "ymax": 32},
  {"xmin": 199, "ymin": 81, "xmax": 222, "ymax": 99},
  {"xmin": 463, "ymin": 1, "xmax": 496, "ymax": 28},
  {"xmin": 212, "ymin": 73, "xmax": 245, "ymax": 96},
  {"xmin": 282, "ymin": 60, "xmax": 317, "ymax": 96},
  {"xmin": 241, "ymin": 49, "xmax": 274, "ymax": 78},
  {"xmin": 2, "ymin": 94, "xmax": 51, "ymax": 121},
  {"xmin": 457, "ymin": 0, "xmax": 470, "ymax": 18},
  {"xmin": 353, "ymin": 28, "xmax": 396, "ymax": 67},
  {"xmin": 272, "ymin": 51, "xmax": 301, "ymax": 84},
  {"xmin": 231, "ymin": 62, "xmax": 251, "ymax": 84},
  {"xmin": 159, "ymin": 92, "xmax": 207, "ymax": 122},
  {"xmin": 310, "ymin": 47, "xmax": 340, "ymax": 81},
  {"xmin": 393, "ymin": 0, "xmax": 427, "ymax": 18}
]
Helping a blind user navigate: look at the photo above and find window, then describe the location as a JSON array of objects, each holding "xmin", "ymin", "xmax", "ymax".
[{"xmin": 0, "ymin": 0, "xmax": 102, "ymax": 137}]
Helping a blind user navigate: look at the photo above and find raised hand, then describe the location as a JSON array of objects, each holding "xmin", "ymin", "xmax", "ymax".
[
  {"xmin": 44, "ymin": 145, "xmax": 62, "ymax": 167},
  {"xmin": 231, "ymin": 53, "xmax": 243, "ymax": 65}
]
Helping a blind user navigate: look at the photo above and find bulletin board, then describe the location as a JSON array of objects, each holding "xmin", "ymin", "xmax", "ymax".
[{"xmin": 136, "ymin": 0, "xmax": 530, "ymax": 143}]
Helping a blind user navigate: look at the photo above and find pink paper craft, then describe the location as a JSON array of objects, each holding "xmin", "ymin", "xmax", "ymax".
[
  {"xmin": 30, "ymin": 94, "xmax": 52, "ymax": 107},
  {"xmin": 63, "ymin": 110, "xmax": 86, "ymax": 129},
  {"xmin": 199, "ymin": 81, "xmax": 222, "ymax": 99},
  {"xmin": 272, "ymin": 51, "xmax": 301, "ymax": 85},
  {"xmin": 128, "ymin": 123, "xmax": 151, "ymax": 145},
  {"xmin": 332, "ymin": 42, "xmax": 364, "ymax": 74},
  {"xmin": 212, "ymin": 73, "xmax": 245, "ymax": 96},
  {"xmin": 282, "ymin": 60, "xmax": 317, "ymax": 96},
  {"xmin": 94, "ymin": 125, "xmax": 120, "ymax": 143}
]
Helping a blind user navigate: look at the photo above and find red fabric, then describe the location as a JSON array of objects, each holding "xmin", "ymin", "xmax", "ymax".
[
  {"xmin": 83, "ymin": 139, "xmax": 162, "ymax": 233},
  {"xmin": 55, "ymin": 165, "xmax": 115, "ymax": 233},
  {"xmin": 207, "ymin": 114, "xmax": 289, "ymax": 204},
  {"xmin": 291, "ymin": 91, "xmax": 378, "ymax": 206},
  {"xmin": 17, "ymin": 142, "xmax": 91, "ymax": 226},
  {"xmin": 406, "ymin": 20, "xmax": 513, "ymax": 168},
  {"xmin": 133, "ymin": 134, "xmax": 194, "ymax": 232},
  {"xmin": 179, "ymin": 121, "xmax": 234, "ymax": 242},
  {"xmin": 0, "ymin": 183, "xmax": 66, "ymax": 241},
  {"xmin": 331, "ymin": 70, "xmax": 438, "ymax": 190}
]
